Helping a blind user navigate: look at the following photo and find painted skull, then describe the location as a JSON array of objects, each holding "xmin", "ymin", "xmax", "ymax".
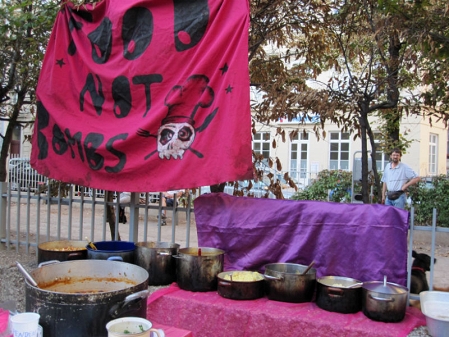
[{"xmin": 157, "ymin": 122, "xmax": 195, "ymax": 159}]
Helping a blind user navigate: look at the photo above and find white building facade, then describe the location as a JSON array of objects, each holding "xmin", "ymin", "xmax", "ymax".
[{"xmin": 252, "ymin": 113, "xmax": 448, "ymax": 188}]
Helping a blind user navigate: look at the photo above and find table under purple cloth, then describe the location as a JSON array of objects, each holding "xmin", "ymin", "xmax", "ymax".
[
  {"xmin": 146, "ymin": 284, "xmax": 426, "ymax": 337},
  {"xmin": 194, "ymin": 193, "xmax": 410, "ymax": 285}
]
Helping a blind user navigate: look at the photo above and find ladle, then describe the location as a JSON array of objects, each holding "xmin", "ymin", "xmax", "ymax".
[
  {"xmin": 16, "ymin": 261, "xmax": 38, "ymax": 288},
  {"xmin": 301, "ymin": 260, "xmax": 316, "ymax": 275},
  {"xmin": 85, "ymin": 237, "xmax": 97, "ymax": 250}
]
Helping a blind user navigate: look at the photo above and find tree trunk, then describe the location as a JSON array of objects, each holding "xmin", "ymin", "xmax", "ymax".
[
  {"xmin": 359, "ymin": 106, "xmax": 370, "ymax": 203},
  {"xmin": 367, "ymin": 123, "xmax": 382, "ymax": 203}
]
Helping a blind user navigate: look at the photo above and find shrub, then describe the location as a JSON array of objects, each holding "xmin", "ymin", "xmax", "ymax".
[
  {"xmin": 408, "ymin": 175, "xmax": 449, "ymax": 227},
  {"xmin": 291, "ymin": 170, "xmax": 352, "ymax": 203}
]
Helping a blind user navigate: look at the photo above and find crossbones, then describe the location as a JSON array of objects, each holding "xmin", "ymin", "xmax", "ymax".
[{"xmin": 137, "ymin": 74, "xmax": 217, "ymax": 160}]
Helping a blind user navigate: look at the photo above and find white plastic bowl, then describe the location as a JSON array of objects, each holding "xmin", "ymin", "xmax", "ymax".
[
  {"xmin": 420, "ymin": 291, "xmax": 449, "ymax": 337},
  {"xmin": 106, "ymin": 317, "xmax": 163, "ymax": 337}
]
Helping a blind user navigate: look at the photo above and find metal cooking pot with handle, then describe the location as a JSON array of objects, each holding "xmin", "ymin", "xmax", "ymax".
[
  {"xmin": 264, "ymin": 263, "xmax": 316, "ymax": 303},
  {"xmin": 135, "ymin": 241, "xmax": 180, "ymax": 285},
  {"xmin": 362, "ymin": 278, "xmax": 408, "ymax": 322},
  {"xmin": 217, "ymin": 271, "xmax": 265, "ymax": 300},
  {"xmin": 316, "ymin": 276, "xmax": 363, "ymax": 313},
  {"xmin": 37, "ymin": 240, "xmax": 87, "ymax": 264},
  {"xmin": 174, "ymin": 247, "xmax": 224, "ymax": 292},
  {"xmin": 25, "ymin": 260, "xmax": 149, "ymax": 337}
]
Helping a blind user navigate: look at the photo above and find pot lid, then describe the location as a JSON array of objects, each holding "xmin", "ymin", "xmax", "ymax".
[
  {"xmin": 318, "ymin": 276, "xmax": 362, "ymax": 288},
  {"xmin": 363, "ymin": 281, "xmax": 408, "ymax": 294}
]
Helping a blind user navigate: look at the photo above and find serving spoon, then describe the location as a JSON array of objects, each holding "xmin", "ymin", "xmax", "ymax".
[
  {"xmin": 301, "ymin": 260, "xmax": 316, "ymax": 275},
  {"xmin": 16, "ymin": 261, "xmax": 38, "ymax": 288}
]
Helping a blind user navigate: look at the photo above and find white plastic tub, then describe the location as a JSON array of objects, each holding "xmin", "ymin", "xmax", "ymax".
[{"xmin": 420, "ymin": 291, "xmax": 449, "ymax": 337}]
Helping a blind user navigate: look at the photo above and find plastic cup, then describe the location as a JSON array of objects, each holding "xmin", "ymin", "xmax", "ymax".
[{"xmin": 9, "ymin": 313, "xmax": 40, "ymax": 337}]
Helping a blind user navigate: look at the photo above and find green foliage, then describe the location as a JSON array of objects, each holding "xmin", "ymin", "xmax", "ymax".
[
  {"xmin": 408, "ymin": 175, "xmax": 449, "ymax": 228},
  {"xmin": 293, "ymin": 171, "xmax": 449, "ymax": 228},
  {"xmin": 291, "ymin": 170, "xmax": 352, "ymax": 202},
  {"xmin": 0, "ymin": 0, "xmax": 60, "ymax": 182}
]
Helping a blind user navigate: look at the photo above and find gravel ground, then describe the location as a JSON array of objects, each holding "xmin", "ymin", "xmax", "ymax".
[{"xmin": 2, "ymin": 243, "xmax": 449, "ymax": 336}]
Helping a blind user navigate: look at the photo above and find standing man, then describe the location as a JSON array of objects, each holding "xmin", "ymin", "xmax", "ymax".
[{"xmin": 381, "ymin": 148, "xmax": 421, "ymax": 209}]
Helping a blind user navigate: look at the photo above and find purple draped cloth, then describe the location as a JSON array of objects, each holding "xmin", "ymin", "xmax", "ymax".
[{"xmin": 194, "ymin": 193, "xmax": 410, "ymax": 286}]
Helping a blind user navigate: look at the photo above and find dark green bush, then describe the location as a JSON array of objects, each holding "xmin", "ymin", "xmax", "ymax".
[
  {"xmin": 407, "ymin": 175, "xmax": 449, "ymax": 227},
  {"xmin": 291, "ymin": 170, "xmax": 352, "ymax": 203},
  {"xmin": 292, "ymin": 170, "xmax": 448, "ymax": 228}
]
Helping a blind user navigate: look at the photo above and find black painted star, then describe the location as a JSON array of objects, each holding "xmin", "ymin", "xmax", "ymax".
[
  {"xmin": 56, "ymin": 59, "xmax": 66, "ymax": 68},
  {"xmin": 219, "ymin": 63, "xmax": 229, "ymax": 75},
  {"xmin": 225, "ymin": 85, "xmax": 233, "ymax": 93}
]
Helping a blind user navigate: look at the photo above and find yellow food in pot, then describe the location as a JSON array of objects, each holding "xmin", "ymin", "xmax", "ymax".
[{"xmin": 224, "ymin": 271, "xmax": 263, "ymax": 282}]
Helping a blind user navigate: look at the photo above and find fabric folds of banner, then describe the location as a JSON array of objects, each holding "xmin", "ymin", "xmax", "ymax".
[{"xmin": 31, "ymin": 0, "xmax": 252, "ymax": 191}]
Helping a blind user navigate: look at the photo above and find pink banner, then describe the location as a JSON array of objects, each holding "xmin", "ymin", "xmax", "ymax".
[{"xmin": 31, "ymin": 0, "xmax": 253, "ymax": 191}]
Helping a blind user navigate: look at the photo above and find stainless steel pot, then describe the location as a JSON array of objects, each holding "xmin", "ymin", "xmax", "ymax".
[
  {"xmin": 217, "ymin": 271, "xmax": 265, "ymax": 300},
  {"xmin": 174, "ymin": 247, "xmax": 224, "ymax": 292},
  {"xmin": 37, "ymin": 240, "xmax": 87, "ymax": 264},
  {"xmin": 135, "ymin": 241, "xmax": 180, "ymax": 285},
  {"xmin": 362, "ymin": 280, "xmax": 408, "ymax": 322},
  {"xmin": 25, "ymin": 260, "xmax": 149, "ymax": 337},
  {"xmin": 316, "ymin": 276, "xmax": 363, "ymax": 313},
  {"xmin": 264, "ymin": 263, "xmax": 316, "ymax": 303}
]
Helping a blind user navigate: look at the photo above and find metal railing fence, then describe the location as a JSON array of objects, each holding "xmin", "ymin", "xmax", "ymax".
[
  {"xmin": 0, "ymin": 181, "xmax": 197, "ymax": 252},
  {"xmin": 407, "ymin": 207, "xmax": 449, "ymax": 301}
]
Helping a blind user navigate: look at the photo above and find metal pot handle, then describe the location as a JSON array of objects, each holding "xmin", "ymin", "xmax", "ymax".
[
  {"xmin": 172, "ymin": 254, "xmax": 182, "ymax": 259},
  {"xmin": 38, "ymin": 260, "xmax": 60, "ymax": 268},
  {"xmin": 157, "ymin": 251, "xmax": 171, "ymax": 256},
  {"xmin": 123, "ymin": 290, "xmax": 150, "ymax": 303},
  {"xmin": 263, "ymin": 274, "xmax": 284, "ymax": 281},
  {"xmin": 218, "ymin": 281, "xmax": 232, "ymax": 287},
  {"xmin": 368, "ymin": 293, "xmax": 394, "ymax": 302},
  {"xmin": 67, "ymin": 252, "xmax": 84, "ymax": 260},
  {"xmin": 327, "ymin": 287, "xmax": 344, "ymax": 297},
  {"xmin": 109, "ymin": 290, "xmax": 150, "ymax": 318}
]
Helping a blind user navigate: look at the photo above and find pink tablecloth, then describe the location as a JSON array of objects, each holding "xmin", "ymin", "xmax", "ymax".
[
  {"xmin": 0, "ymin": 308, "xmax": 192, "ymax": 337},
  {"xmin": 147, "ymin": 284, "xmax": 426, "ymax": 337},
  {"xmin": 152, "ymin": 322, "xmax": 193, "ymax": 337}
]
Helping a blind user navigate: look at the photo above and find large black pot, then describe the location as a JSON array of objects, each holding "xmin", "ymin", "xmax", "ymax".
[
  {"xmin": 174, "ymin": 247, "xmax": 224, "ymax": 292},
  {"xmin": 316, "ymin": 276, "xmax": 363, "ymax": 314},
  {"xmin": 25, "ymin": 260, "xmax": 149, "ymax": 337},
  {"xmin": 37, "ymin": 240, "xmax": 87, "ymax": 264},
  {"xmin": 362, "ymin": 280, "xmax": 408, "ymax": 322},
  {"xmin": 135, "ymin": 241, "xmax": 180, "ymax": 286},
  {"xmin": 217, "ymin": 271, "xmax": 265, "ymax": 300},
  {"xmin": 87, "ymin": 241, "xmax": 136, "ymax": 263},
  {"xmin": 264, "ymin": 263, "xmax": 316, "ymax": 303}
]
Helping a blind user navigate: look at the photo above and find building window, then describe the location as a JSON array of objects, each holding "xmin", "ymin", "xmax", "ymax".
[
  {"xmin": 329, "ymin": 132, "xmax": 349, "ymax": 170},
  {"xmin": 373, "ymin": 133, "xmax": 389, "ymax": 171},
  {"xmin": 290, "ymin": 132, "xmax": 309, "ymax": 181},
  {"xmin": 429, "ymin": 133, "xmax": 438, "ymax": 175},
  {"xmin": 253, "ymin": 132, "xmax": 270, "ymax": 163}
]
